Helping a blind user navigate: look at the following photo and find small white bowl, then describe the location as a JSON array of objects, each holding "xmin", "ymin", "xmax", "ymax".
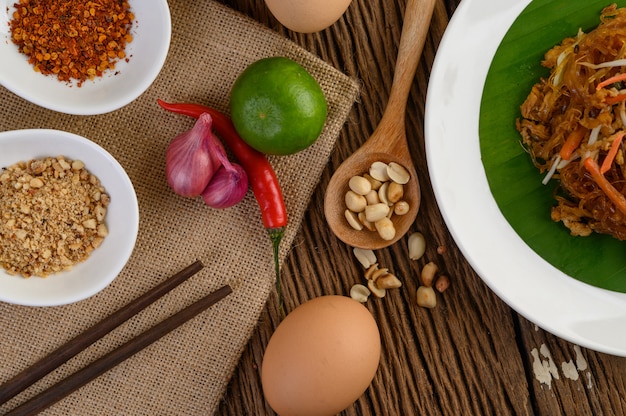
[
  {"xmin": 0, "ymin": 129, "xmax": 139, "ymax": 306},
  {"xmin": 0, "ymin": 0, "xmax": 171, "ymax": 115}
]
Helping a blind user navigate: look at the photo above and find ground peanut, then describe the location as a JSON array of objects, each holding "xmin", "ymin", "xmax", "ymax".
[{"xmin": 0, "ymin": 156, "xmax": 109, "ymax": 277}]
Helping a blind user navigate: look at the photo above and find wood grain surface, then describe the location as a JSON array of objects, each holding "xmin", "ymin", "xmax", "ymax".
[{"xmin": 216, "ymin": 0, "xmax": 626, "ymax": 415}]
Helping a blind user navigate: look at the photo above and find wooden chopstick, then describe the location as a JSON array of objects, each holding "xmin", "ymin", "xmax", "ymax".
[
  {"xmin": 5, "ymin": 284, "xmax": 233, "ymax": 416},
  {"xmin": 0, "ymin": 260, "xmax": 204, "ymax": 406}
]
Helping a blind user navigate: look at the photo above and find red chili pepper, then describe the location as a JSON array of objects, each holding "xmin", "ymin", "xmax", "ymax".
[{"xmin": 157, "ymin": 99, "xmax": 287, "ymax": 316}]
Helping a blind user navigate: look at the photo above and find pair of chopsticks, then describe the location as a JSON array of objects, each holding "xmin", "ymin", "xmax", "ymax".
[{"xmin": 0, "ymin": 260, "xmax": 232, "ymax": 416}]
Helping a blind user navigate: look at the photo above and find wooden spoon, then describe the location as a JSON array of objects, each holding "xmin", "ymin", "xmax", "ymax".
[{"xmin": 324, "ymin": 0, "xmax": 435, "ymax": 250}]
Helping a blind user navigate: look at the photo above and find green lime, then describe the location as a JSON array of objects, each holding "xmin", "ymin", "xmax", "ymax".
[{"xmin": 229, "ymin": 56, "xmax": 328, "ymax": 156}]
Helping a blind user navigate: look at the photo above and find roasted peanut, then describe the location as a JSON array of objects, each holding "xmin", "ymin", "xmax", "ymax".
[
  {"xmin": 365, "ymin": 203, "xmax": 390, "ymax": 222},
  {"xmin": 370, "ymin": 267, "xmax": 389, "ymax": 282},
  {"xmin": 358, "ymin": 212, "xmax": 376, "ymax": 231},
  {"xmin": 364, "ymin": 263, "xmax": 380, "ymax": 280},
  {"xmin": 367, "ymin": 279, "xmax": 386, "ymax": 298},
  {"xmin": 387, "ymin": 162, "xmax": 410, "ymax": 184},
  {"xmin": 386, "ymin": 181, "xmax": 404, "ymax": 203},
  {"xmin": 345, "ymin": 190, "xmax": 367, "ymax": 213},
  {"xmin": 378, "ymin": 182, "xmax": 390, "ymax": 205},
  {"xmin": 363, "ymin": 173, "xmax": 382, "ymax": 190},
  {"xmin": 420, "ymin": 261, "xmax": 438, "ymax": 287},
  {"xmin": 408, "ymin": 232, "xmax": 426, "ymax": 260},
  {"xmin": 348, "ymin": 175, "xmax": 372, "ymax": 195},
  {"xmin": 345, "ymin": 209, "xmax": 363, "ymax": 231},
  {"xmin": 375, "ymin": 217, "xmax": 396, "ymax": 241},
  {"xmin": 353, "ymin": 247, "xmax": 377, "ymax": 269},
  {"xmin": 376, "ymin": 273, "xmax": 402, "ymax": 289},
  {"xmin": 369, "ymin": 161, "xmax": 390, "ymax": 182},
  {"xmin": 416, "ymin": 286, "xmax": 437, "ymax": 308},
  {"xmin": 350, "ymin": 284, "xmax": 371, "ymax": 303},
  {"xmin": 394, "ymin": 201, "xmax": 410, "ymax": 216},
  {"xmin": 365, "ymin": 190, "xmax": 380, "ymax": 205}
]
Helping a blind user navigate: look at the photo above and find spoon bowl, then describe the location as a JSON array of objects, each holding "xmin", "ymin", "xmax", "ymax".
[
  {"xmin": 325, "ymin": 150, "xmax": 420, "ymax": 250},
  {"xmin": 324, "ymin": 0, "xmax": 435, "ymax": 249}
]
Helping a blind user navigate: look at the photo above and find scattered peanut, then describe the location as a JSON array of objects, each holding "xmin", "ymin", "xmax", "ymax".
[
  {"xmin": 350, "ymin": 284, "xmax": 371, "ymax": 303},
  {"xmin": 420, "ymin": 261, "xmax": 438, "ymax": 287},
  {"xmin": 353, "ymin": 247, "xmax": 377, "ymax": 269},
  {"xmin": 408, "ymin": 232, "xmax": 426, "ymax": 260},
  {"xmin": 370, "ymin": 267, "xmax": 390, "ymax": 282},
  {"xmin": 367, "ymin": 279, "xmax": 386, "ymax": 298},
  {"xmin": 351, "ymin": 251, "xmax": 403, "ymax": 301},
  {"xmin": 364, "ymin": 263, "xmax": 379, "ymax": 280},
  {"xmin": 346, "ymin": 220, "xmax": 452, "ymax": 311},
  {"xmin": 377, "ymin": 273, "xmax": 402, "ymax": 289},
  {"xmin": 416, "ymin": 286, "xmax": 437, "ymax": 308}
]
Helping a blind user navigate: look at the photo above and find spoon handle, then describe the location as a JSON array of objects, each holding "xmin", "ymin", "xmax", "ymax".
[{"xmin": 381, "ymin": 0, "xmax": 436, "ymax": 127}]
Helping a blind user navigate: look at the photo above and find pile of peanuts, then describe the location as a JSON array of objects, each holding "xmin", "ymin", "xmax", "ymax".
[
  {"xmin": 344, "ymin": 161, "xmax": 411, "ymax": 241},
  {"xmin": 408, "ymin": 232, "xmax": 450, "ymax": 308},
  {"xmin": 349, "ymin": 231, "xmax": 450, "ymax": 308}
]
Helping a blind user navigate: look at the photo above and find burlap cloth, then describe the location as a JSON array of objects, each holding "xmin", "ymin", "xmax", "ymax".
[{"xmin": 0, "ymin": 1, "xmax": 359, "ymax": 414}]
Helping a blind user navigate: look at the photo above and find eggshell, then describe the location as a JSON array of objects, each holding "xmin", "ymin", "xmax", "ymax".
[
  {"xmin": 261, "ymin": 295, "xmax": 381, "ymax": 416},
  {"xmin": 263, "ymin": 0, "xmax": 352, "ymax": 33}
]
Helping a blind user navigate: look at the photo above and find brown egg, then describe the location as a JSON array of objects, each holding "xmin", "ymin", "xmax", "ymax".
[
  {"xmin": 263, "ymin": 0, "xmax": 352, "ymax": 33},
  {"xmin": 261, "ymin": 295, "xmax": 381, "ymax": 416}
]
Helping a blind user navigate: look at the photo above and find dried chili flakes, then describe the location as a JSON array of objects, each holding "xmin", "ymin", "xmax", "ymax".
[{"xmin": 9, "ymin": 0, "xmax": 134, "ymax": 87}]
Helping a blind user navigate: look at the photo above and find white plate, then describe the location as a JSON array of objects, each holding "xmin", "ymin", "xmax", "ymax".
[
  {"xmin": 0, "ymin": 129, "xmax": 139, "ymax": 306},
  {"xmin": 0, "ymin": 0, "xmax": 171, "ymax": 115},
  {"xmin": 425, "ymin": 0, "xmax": 626, "ymax": 356}
]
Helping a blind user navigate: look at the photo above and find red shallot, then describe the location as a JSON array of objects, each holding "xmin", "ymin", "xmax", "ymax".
[
  {"xmin": 202, "ymin": 163, "xmax": 248, "ymax": 208},
  {"xmin": 165, "ymin": 112, "xmax": 250, "ymax": 208},
  {"xmin": 166, "ymin": 113, "xmax": 221, "ymax": 197}
]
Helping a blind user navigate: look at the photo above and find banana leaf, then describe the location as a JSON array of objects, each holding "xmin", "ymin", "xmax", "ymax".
[{"xmin": 480, "ymin": 0, "xmax": 626, "ymax": 292}]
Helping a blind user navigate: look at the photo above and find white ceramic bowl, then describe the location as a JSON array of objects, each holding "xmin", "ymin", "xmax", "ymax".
[
  {"xmin": 0, "ymin": 0, "xmax": 171, "ymax": 115},
  {"xmin": 0, "ymin": 129, "xmax": 139, "ymax": 306}
]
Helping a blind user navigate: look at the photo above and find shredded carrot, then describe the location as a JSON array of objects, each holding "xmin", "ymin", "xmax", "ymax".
[
  {"xmin": 596, "ymin": 72, "xmax": 626, "ymax": 90},
  {"xmin": 604, "ymin": 93, "xmax": 626, "ymax": 105},
  {"xmin": 559, "ymin": 126, "xmax": 586, "ymax": 160},
  {"xmin": 600, "ymin": 131, "xmax": 625, "ymax": 174},
  {"xmin": 583, "ymin": 157, "xmax": 626, "ymax": 216}
]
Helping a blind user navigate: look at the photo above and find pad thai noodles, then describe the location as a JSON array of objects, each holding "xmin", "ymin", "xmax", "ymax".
[{"xmin": 517, "ymin": 4, "xmax": 626, "ymax": 240}]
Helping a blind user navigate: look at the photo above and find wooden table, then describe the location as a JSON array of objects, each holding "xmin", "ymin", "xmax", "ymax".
[{"xmin": 216, "ymin": 0, "xmax": 626, "ymax": 414}]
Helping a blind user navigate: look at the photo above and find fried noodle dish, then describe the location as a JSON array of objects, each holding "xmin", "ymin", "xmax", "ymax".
[{"xmin": 517, "ymin": 4, "xmax": 626, "ymax": 240}]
